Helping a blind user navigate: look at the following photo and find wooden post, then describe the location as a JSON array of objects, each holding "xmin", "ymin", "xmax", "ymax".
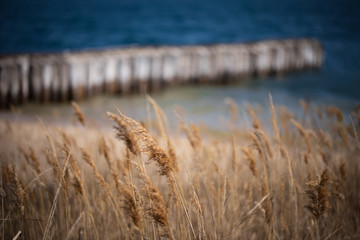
[
  {"xmin": 118, "ymin": 55, "xmax": 132, "ymax": 94},
  {"xmin": 0, "ymin": 38, "xmax": 324, "ymax": 107},
  {"xmin": 69, "ymin": 58, "xmax": 87, "ymax": 101},
  {"xmin": 29, "ymin": 59, "xmax": 42, "ymax": 102},
  {"xmin": 104, "ymin": 56, "xmax": 118, "ymax": 94},
  {"xmin": 149, "ymin": 52, "xmax": 162, "ymax": 91},
  {"xmin": 59, "ymin": 59, "xmax": 70, "ymax": 102},
  {"xmin": 19, "ymin": 56, "xmax": 29, "ymax": 103},
  {"xmin": 0, "ymin": 64, "xmax": 10, "ymax": 107},
  {"xmin": 42, "ymin": 62, "xmax": 53, "ymax": 102}
]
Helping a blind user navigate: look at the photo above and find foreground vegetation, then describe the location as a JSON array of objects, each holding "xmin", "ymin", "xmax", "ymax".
[{"xmin": 1, "ymin": 96, "xmax": 359, "ymax": 239}]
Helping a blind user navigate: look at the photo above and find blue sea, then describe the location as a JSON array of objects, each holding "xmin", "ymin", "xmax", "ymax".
[{"xmin": 1, "ymin": 0, "xmax": 360, "ymax": 126}]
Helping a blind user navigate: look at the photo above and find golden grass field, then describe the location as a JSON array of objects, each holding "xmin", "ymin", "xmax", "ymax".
[{"xmin": 1, "ymin": 95, "xmax": 359, "ymax": 239}]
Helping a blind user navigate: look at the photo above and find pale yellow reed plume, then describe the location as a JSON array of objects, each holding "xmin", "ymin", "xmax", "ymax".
[
  {"xmin": 325, "ymin": 105, "xmax": 343, "ymax": 123},
  {"xmin": 58, "ymin": 129, "xmax": 73, "ymax": 146},
  {"xmin": 63, "ymin": 145, "xmax": 99, "ymax": 239},
  {"xmin": 43, "ymin": 152, "xmax": 72, "ymax": 240},
  {"xmin": 143, "ymin": 135, "xmax": 174, "ymax": 177},
  {"xmin": 41, "ymin": 149, "xmax": 61, "ymax": 186},
  {"xmin": 318, "ymin": 129, "xmax": 333, "ymax": 149},
  {"xmin": 291, "ymin": 119, "xmax": 312, "ymax": 153},
  {"xmin": 121, "ymin": 183, "xmax": 144, "ymax": 230},
  {"xmin": 258, "ymin": 130, "xmax": 273, "ymax": 159},
  {"xmin": 317, "ymin": 147, "xmax": 329, "ymax": 165},
  {"xmin": 9, "ymin": 161, "xmax": 25, "ymax": 215},
  {"xmin": 261, "ymin": 177, "xmax": 272, "ymax": 224},
  {"xmin": 100, "ymin": 137, "xmax": 143, "ymax": 229},
  {"xmin": 269, "ymin": 93, "xmax": 280, "ymax": 144},
  {"xmin": 29, "ymin": 147, "xmax": 41, "ymax": 175},
  {"xmin": 81, "ymin": 148, "xmax": 113, "ymax": 195},
  {"xmin": 245, "ymin": 103, "xmax": 261, "ymax": 129},
  {"xmin": 241, "ymin": 147, "xmax": 258, "ymax": 177},
  {"xmin": 143, "ymin": 176, "xmax": 172, "ymax": 238},
  {"xmin": 339, "ymin": 161, "xmax": 347, "ymax": 181},
  {"xmin": 277, "ymin": 106, "xmax": 293, "ymax": 140},
  {"xmin": 63, "ymin": 143, "xmax": 84, "ymax": 196},
  {"xmin": 19, "ymin": 146, "xmax": 41, "ymax": 174},
  {"xmin": 107, "ymin": 112, "xmax": 141, "ymax": 155},
  {"xmin": 279, "ymin": 143, "xmax": 298, "ymax": 237},
  {"xmin": 167, "ymin": 137, "xmax": 178, "ymax": 172},
  {"xmin": 337, "ymin": 123, "xmax": 350, "ymax": 149},
  {"xmin": 116, "ymin": 110, "xmax": 174, "ymax": 176},
  {"xmin": 71, "ymin": 101, "xmax": 86, "ymax": 126},
  {"xmin": 18, "ymin": 145, "xmax": 30, "ymax": 164},
  {"xmin": 1, "ymin": 160, "xmax": 11, "ymax": 185},
  {"xmin": 300, "ymin": 99, "xmax": 308, "ymax": 115},
  {"xmin": 305, "ymin": 169, "xmax": 331, "ymax": 220},
  {"xmin": 38, "ymin": 117, "xmax": 60, "ymax": 175},
  {"xmin": 231, "ymin": 135, "xmax": 238, "ymax": 174},
  {"xmin": 225, "ymin": 97, "xmax": 239, "ymax": 125},
  {"xmin": 190, "ymin": 181, "xmax": 206, "ymax": 238},
  {"xmin": 191, "ymin": 123, "xmax": 202, "ymax": 148},
  {"xmin": 249, "ymin": 131, "xmax": 264, "ymax": 161},
  {"xmin": 352, "ymin": 112, "xmax": 360, "ymax": 129},
  {"xmin": 307, "ymin": 129, "xmax": 318, "ymax": 142},
  {"xmin": 251, "ymin": 130, "xmax": 277, "ymax": 237},
  {"xmin": 175, "ymin": 112, "xmax": 200, "ymax": 150}
]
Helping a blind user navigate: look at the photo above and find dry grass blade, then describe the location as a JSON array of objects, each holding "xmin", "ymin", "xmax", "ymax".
[
  {"xmin": 37, "ymin": 117, "xmax": 60, "ymax": 171},
  {"xmin": 65, "ymin": 212, "xmax": 84, "ymax": 240},
  {"xmin": 12, "ymin": 231, "xmax": 22, "ymax": 240},
  {"xmin": 240, "ymin": 194, "xmax": 270, "ymax": 224},
  {"xmin": 146, "ymin": 95, "xmax": 169, "ymax": 137},
  {"xmin": 42, "ymin": 151, "xmax": 71, "ymax": 240},
  {"xmin": 269, "ymin": 93, "xmax": 280, "ymax": 144}
]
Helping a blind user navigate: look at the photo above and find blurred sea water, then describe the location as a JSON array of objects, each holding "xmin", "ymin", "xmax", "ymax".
[{"xmin": 1, "ymin": 0, "xmax": 359, "ymax": 127}]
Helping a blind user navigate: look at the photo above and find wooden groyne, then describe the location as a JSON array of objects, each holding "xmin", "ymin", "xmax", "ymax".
[{"xmin": 0, "ymin": 38, "xmax": 323, "ymax": 108}]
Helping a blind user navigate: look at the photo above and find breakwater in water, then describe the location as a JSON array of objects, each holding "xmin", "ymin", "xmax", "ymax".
[{"xmin": 0, "ymin": 38, "xmax": 323, "ymax": 108}]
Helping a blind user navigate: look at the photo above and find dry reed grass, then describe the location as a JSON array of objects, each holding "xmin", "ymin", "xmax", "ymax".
[{"xmin": 0, "ymin": 96, "xmax": 359, "ymax": 240}]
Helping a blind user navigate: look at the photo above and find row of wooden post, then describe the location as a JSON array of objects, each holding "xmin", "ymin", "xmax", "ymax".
[{"xmin": 0, "ymin": 38, "xmax": 323, "ymax": 108}]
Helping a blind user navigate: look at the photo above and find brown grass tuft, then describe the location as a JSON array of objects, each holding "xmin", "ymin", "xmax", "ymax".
[
  {"xmin": 305, "ymin": 169, "xmax": 331, "ymax": 220},
  {"xmin": 107, "ymin": 112, "xmax": 141, "ymax": 156},
  {"xmin": 143, "ymin": 176, "xmax": 172, "ymax": 238},
  {"xmin": 9, "ymin": 161, "xmax": 25, "ymax": 215}
]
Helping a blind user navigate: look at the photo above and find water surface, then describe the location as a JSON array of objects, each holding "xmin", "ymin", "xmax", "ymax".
[{"xmin": 1, "ymin": 0, "xmax": 359, "ymax": 126}]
